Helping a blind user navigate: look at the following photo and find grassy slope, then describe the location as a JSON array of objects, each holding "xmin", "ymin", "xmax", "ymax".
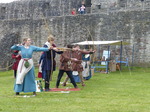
[{"xmin": 0, "ymin": 67, "xmax": 150, "ymax": 112}]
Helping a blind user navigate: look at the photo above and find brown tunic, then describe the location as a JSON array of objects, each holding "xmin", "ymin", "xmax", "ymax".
[
  {"xmin": 72, "ymin": 50, "xmax": 93, "ymax": 72},
  {"xmin": 59, "ymin": 50, "xmax": 73, "ymax": 71}
]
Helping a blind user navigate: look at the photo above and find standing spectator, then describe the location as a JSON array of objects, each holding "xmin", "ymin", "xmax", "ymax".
[
  {"xmin": 78, "ymin": 5, "xmax": 86, "ymax": 14},
  {"xmin": 71, "ymin": 8, "xmax": 76, "ymax": 15},
  {"xmin": 82, "ymin": 54, "xmax": 92, "ymax": 80},
  {"xmin": 12, "ymin": 50, "xmax": 21, "ymax": 78}
]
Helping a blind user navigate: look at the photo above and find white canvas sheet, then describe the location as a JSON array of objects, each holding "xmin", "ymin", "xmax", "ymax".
[{"xmin": 72, "ymin": 40, "xmax": 129, "ymax": 45}]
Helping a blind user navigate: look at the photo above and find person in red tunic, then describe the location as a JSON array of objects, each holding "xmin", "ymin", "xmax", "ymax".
[
  {"xmin": 63, "ymin": 44, "xmax": 95, "ymax": 86},
  {"xmin": 12, "ymin": 50, "xmax": 21, "ymax": 78}
]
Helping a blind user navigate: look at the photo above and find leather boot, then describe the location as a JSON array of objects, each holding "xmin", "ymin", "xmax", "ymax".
[
  {"xmin": 15, "ymin": 92, "xmax": 19, "ymax": 95},
  {"xmin": 33, "ymin": 92, "xmax": 36, "ymax": 96}
]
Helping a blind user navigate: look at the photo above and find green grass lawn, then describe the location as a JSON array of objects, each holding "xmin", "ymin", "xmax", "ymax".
[{"xmin": 0, "ymin": 67, "xmax": 150, "ymax": 112}]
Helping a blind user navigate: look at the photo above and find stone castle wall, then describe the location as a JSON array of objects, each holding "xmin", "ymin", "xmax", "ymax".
[{"xmin": 0, "ymin": 0, "xmax": 150, "ymax": 69}]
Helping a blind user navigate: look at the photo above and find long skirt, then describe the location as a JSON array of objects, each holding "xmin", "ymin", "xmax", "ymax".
[{"xmin": 14, "ymin": 59, "xmax": 36, "ymax": 93}]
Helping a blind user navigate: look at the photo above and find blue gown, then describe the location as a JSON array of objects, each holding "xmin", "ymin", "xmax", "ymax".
[
  {"xmin": 41, "ymin": 44, "xmax": 63, "ymax": 71},
  {"xmin": 11, "ymin": 45, "xmax": 49, "ymax": 93}
]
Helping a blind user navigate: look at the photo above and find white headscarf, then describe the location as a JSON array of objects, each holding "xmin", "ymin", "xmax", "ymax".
[{"xmin": 45, "ymin": 41, "xmax": 51, "ymax": 49}]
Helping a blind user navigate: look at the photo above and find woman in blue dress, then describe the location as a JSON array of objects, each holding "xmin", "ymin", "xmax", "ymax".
[{"xmin": 11, "ymin": 38, "xmax": 55, "ymax": 96}]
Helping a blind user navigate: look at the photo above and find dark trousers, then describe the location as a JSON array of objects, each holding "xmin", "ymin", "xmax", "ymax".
[
  {"xmin": 14, "ymin": 70, "xmax": 17, "ymax": 78},
  {"xmin": 45, "ymin": 70, "xmax": 52, "ymax": 89},
  {"xmin": 56, "ymin": 70, "xmax": 77, "ymax": 88},
  {"xmin": 42, "ymin": 70, "xmax": 46, "ymax": 80}
]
